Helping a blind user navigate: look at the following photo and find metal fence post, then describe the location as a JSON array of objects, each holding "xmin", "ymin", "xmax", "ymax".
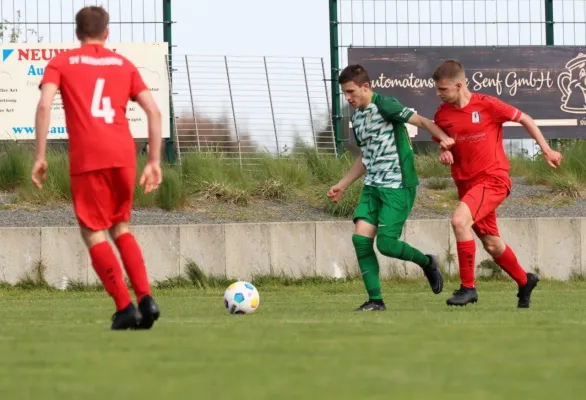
[
  {"xmin": 224, "ymin": 56, "xmax": 242, "ymax": 168},
  {"xmin": 165, "ymin": 53, "xmax": 182, "ymax": 165},
  {"xmin": 264, "ymin": 57, "xmax": 279, "ymax": 156},
  {"xmin": 321, "ymin": 57, "xmax": 337, "ymax": 157},
  {"xmin": 163, "ymin": 0, "xmax": 176, "ymax": 164},
  {"xmin": 545, "ymin": 0, "xmax": 554, "ymax": 45},
  {"xmin": 329, "ymin": 0, "xmax": 343, "ymax": 157},
  {"xmin": 302, "ymin": 57, "xmax": 317, "ymax": 149},
  {"xmin": 545, "ymin": 0, "xmax": 558, "ymax": 151},
  {"xmin": 184, "ymin": 55, "xmax": 200, "ymax": 151}
]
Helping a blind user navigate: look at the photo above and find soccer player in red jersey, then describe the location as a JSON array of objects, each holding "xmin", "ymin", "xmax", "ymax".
[
  {"xmin": 31, "ymin": 6, "xmax": 163, "ymax": 330},
  {"xmin": 431, "ymin": 60, "xmax": 563, "ymax": 308}
]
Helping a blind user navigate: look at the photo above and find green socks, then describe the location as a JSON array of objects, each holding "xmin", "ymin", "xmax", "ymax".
[
  {"xmin": 376, "ymin": 235, "xmax": 430, "ymax": 270},
  {"xmin": 352, "ymin": 234, "xmax": 431, "ymax": 301},
  {"xmin": 352, "ymin": 234, "xmax": 382, "ymax": 300}
]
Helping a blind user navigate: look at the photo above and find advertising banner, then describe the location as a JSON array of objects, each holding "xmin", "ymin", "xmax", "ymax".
[
  {"xmin": 0, "ymin": 42, "xmax": 170, "ymax": 140},
  {"xmin": 349, "ymin": 46, "xmax": 586, "ymax": 140}
]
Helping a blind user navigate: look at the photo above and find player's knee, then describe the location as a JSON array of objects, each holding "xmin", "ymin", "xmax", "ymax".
[
  {"xmin": 483, "ymin": 242, "xmax": 499, "ymax": 256},
  {"xmin": 376, "ymin": 236, "xmax": 402, "ymax": 258},
  {"xmin": 109, "ymin": 222, "xmax": 130, "ymax": 240},
  {"xmin": 481, "ymin": 237, "xmax": 505, "ymax": 257},
  {"xmin": 451, "ymin": 211, "xmax": 470, "ymax": 232},
  {"xmin": 80, "ymin": 227, "xmax": 107, "ymax": 249},
  {"xmin": 354, "ymin": 218, "xmax": 377, "ymax": 238}
]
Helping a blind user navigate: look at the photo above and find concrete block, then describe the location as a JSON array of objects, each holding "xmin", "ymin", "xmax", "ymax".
[
  {"xmin": 225, "ymin": 223, "xmax": 270, "ymax": 280},
  {"xmin": 179, "ymin": 224, "xmax": 226, "ymax": 277},
  {"xmin": 538, "ymin": 218, "xmax": 581, "ymax": 280},
  {"xmin": 130, "ymin": 225, "xmax": 181, "ymax": 283},
  {"xmin": 41, "ymin": 227, "xmax": 89, "ymax": 287},
  {"xmin": 0, "ymin": 228, "xmax": 41, "ymax": 284},
  {"xmin": 0, "ymin": 217, "xmax": 582, "ymax": 285},
  {"xmin": 403, "ymin": 219, "xmax": 451, "ymax": 278},
  {"xmin": 269, "ymin": 222, "xmax": 316, "ymax": 278},
  {"xmin": 315, "ymin": 221, "xmax": 357, "ymax": 278}
]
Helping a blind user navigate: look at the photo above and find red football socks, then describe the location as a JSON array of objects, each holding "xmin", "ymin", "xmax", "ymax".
[
  {"xmin": 457, "ymin": 240, "xmax": 476, "ymax": 288},
  {"xmin": 115, "ymin": 233, "xmax": 151, "ymax": 302},
  {"xmin": 494, "ymin": 245, "xmax": 528, "ymax": 287},
  {"xmin": 89, "ymin": 241, "xmax": 131, "ymax": 312}
]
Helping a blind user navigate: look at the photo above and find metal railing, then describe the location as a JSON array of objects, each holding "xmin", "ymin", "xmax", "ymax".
[{"xmin": 170, "ymin": 55, "xmax": 337, "ymax": 166}]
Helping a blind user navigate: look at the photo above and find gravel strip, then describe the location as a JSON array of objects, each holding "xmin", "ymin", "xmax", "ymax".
[
  {"xmin": 410, "ymin": 177, "xmax": 586, "ymax": 220},
  {"xmin": 0, "ymin": 200, "xmax": 347, "ymax": 227},
  {"xmin": 0, "ymin": 178, "xmax": 584, "ymax": 227}
]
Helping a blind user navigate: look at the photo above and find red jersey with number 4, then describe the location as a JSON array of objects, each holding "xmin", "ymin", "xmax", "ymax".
[
  {"xmin": 433, "ymin": 93, "xmax": 522, "ymax": 183},
  {"xmin": 40, "ymin": 43, "xmax": 148, "ymax": 175}
]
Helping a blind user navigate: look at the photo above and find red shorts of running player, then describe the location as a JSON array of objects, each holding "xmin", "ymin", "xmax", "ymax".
[
  {"xmin": 70, "ymin": 167, "xmax": 136, "ymax": 231},
  {"xmin": 456, "ymin": 174, "xmax": 511, "ymax": 237}
]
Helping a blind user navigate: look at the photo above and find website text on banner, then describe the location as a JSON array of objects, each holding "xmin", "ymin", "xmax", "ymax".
[{"xmin": 0, "ymin": 42, "xmax": 170, "ymax": 141}]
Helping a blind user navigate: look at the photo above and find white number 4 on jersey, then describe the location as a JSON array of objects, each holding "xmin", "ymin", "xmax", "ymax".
[{"xmin": 91, "ymin": 78, "xmax": 115, "ymax": 124}]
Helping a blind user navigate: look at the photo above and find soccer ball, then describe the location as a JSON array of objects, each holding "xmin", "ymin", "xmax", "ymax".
[{"xmin": 224, "ymin": 281, "xmax": 260, "ymax": 314}]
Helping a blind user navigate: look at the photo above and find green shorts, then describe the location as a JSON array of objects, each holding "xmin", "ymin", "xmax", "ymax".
[{"xmin": 353, "ymin": 185, "xmax": 416, "ymax": 239}]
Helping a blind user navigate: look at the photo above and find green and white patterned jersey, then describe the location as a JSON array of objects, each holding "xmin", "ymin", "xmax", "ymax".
[{"xmin": 351, "ymin": 92, "xmax": 419, "ymax": 188}]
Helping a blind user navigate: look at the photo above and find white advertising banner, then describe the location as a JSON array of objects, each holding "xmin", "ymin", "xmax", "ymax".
[{"xmin": 0, "ymin": 42, "xmax": 170, "ymax": 140}]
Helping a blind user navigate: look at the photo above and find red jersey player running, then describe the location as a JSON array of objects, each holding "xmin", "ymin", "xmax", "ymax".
[
  {"xmin": 432, "ymin": 60, "xmax": 563, "ymax": 308},
  {"xmin": 32, "ymin": 6, "xmax": 163, "ymax": 330}
]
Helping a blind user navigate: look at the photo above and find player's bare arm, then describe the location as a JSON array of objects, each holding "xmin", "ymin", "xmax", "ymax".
[
  {"xmin": 406, "ymin": 114, "xmax": 455, "ymax": 150},
  {"xmin": 438, "ymin": 148, "xmax": 454, "ymax": 165},
  {"xmin": 32, "ymin": 83, "xmax": 59, "ymax": 189},
  {"xmin": 327, "ymin": 154, "xmax": 366, "ymax": 203},
  {"xmin": 518, "ymin": 113, "xmax": 563, "ymax": 168},
  {"xmin": 135, "ymin": 89, "xmax": 163, "ymax": 194}
]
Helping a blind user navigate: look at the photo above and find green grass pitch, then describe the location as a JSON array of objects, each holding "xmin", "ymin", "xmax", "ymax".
[{"xmin": 0, "ymin": 280, "xmax": 585, "ymax": 399}]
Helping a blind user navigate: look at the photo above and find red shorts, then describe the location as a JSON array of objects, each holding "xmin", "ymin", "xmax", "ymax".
[
  {"xmin": 70, "ymin": 167, "xmax": 136, "ymax": 231},
  {"xmin": 456, "ymin": 175, "xmax": 511, "ymax": 237}
]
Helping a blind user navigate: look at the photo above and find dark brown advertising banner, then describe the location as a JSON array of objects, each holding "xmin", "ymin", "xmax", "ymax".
[{"xmin": 348, "ymin": 46, "xmax": 586, "ymax": 140}]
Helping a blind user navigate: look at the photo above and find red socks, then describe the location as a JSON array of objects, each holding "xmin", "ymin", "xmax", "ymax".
[
  {"xmin": 89, "ymin": 234, "xmax": 151, "ymax": 311},
  {"xmin": 457, "ymin": 241, "xmax": 527, "ymax": 289},
  {"xmin": 89, "ymin": 242, "xmax": 131, "ymax": 312},
  {"xmin": 494, "ymin": 245, "xmax": 527, "ymax": 287},
  {"xmin": 457, "ymin": 240, "xmax": 476, "ymax": 288},
  {"xmin": 115, "ymin": 233, "xmax": 152, "ymax": 302}
]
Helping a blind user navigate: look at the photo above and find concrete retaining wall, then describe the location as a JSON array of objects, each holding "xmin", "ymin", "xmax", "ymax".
[{"xmin": 0, "ymin": 218, "xmax": 582, "ymax": 287}]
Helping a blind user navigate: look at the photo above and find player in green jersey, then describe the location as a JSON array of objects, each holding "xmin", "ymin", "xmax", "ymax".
[{"xmin": 328, "ymin": 64, "xmax": 455, "ymax": 311}]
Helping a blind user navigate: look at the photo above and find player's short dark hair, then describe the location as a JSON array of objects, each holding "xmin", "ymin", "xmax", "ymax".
[
  {"xmin": 339, "ymin": 64, "xmax": 371, "ymax": 86},
  {"xmin": 432, "ymin": 60, "xmax": 466, "ymax": 81},
  {"xmin": 76, "ymin": 6, "xmax": 109, "ymax": 40}
]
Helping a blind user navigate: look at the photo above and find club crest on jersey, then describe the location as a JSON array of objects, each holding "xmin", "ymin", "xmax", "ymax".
[{"xmin": 472, "ymin": 111, "xmax": 481, "ymax": 124}]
